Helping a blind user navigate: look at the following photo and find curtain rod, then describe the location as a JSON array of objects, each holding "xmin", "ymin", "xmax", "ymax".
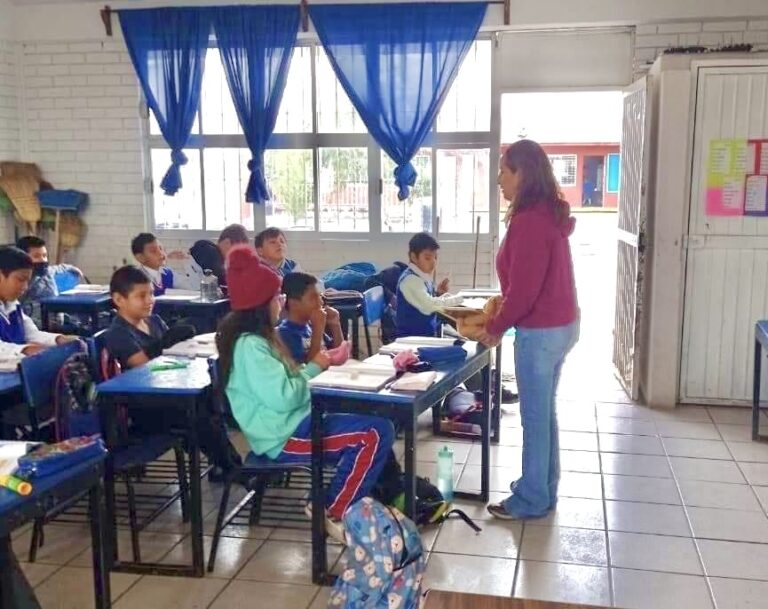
[{"xmin": 100, "ymin": 0, "xmax": 509, "ymax": 37}]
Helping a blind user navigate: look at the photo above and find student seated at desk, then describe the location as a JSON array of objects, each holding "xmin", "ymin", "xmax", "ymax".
[
  {"xmin": 103, "ymin": 265, "xmax": 241, "ymax": 478},
  {"xmin": 217, "ymin": 246, "xmax": 394, "ymax": 540},
  {"xmin": 218, "ymin": 223, "xmax": 250, "ymax": 259},
  {"xmin": 254, "ymin": 227, "xmax": 301, "ymax": 279},
  {"xmin": 16, "ymin": 235, "xmax": 84, "ymax": 326},
  {"xmin": 278, "ymin": 272, "xmax": 343, "ymax": 364},
  {"xmin": 131, "ymin": 233, "xmax": 174, "ymax": 296},
  {"xmin": 0, "ymin": 246, "xmax": 80, "ymax": 357},
  {"xmin": 395, "ymin": 232, "xmax": 463, "ymax": 338}
]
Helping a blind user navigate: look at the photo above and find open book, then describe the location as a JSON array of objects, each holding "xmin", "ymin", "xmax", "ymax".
[
  {"xmin": 62, "ymin": 284, "xmax": 109, "ymax": 295},
  {"xmin": 163, "ymin": 334, "xmax": 217, "ymax": 358},
  {"xmin": 308, "ymin": 360, "xmax": 395, "ymax": 391},
  {"xmin": 379, "ymin": 336, "xmax": 460, "ymax": 355}
]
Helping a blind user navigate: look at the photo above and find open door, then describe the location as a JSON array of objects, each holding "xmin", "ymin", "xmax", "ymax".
[{"xmin": 612, "ymin": 77, "xmax": 650, "ymax": 400}]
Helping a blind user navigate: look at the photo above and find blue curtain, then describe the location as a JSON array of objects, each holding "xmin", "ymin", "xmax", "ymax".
[
  {"xmin": 212, "ymin": 6, "xmax": 299, "ymax": 204},
  {"xmin": 310, "ymin": 2, "xmax": 487, "ymax": 200},
  {"xmin": 119, "ymin": 8, "xmax": 211, "ymax": 196}
]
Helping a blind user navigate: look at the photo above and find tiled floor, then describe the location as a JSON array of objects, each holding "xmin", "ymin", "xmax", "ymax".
[{"xmin": 15, "ymin": 393, "xmax": 768, "ymax": 609}]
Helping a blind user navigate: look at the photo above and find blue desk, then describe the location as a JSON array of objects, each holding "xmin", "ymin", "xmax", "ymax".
[
  {"xmin": 0, "ymin": 451, "xmax": 110, "ymax": 609},
  {"xmin": 39, "ymin": 292, "xmax": 114, "ymax": 334},
  {"xmin": 153, "ymin": 297, "xmax": 230, "ymax": 334},
  {"xmin": 753, "ymin": 321, "xmax": 768, "ymax": 439},
  {"xmin": 0, "ymin": 373, "xmax": 23, "ymax": 440},
  {"xmin": 96, "ymin": 357, "xmax": 211, "ymax": 577},
  {"xmin": 0, "ymin": 372, "xmax": 20, "ymax": 397},
  {"xmin": 309, "ymin": 342, "xmax": 492, "ymax": 584}
]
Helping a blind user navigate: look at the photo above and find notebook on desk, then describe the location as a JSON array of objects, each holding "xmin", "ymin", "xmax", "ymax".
[
  {"xmin": 308, "ymin": 361, "xmax": 395, "ymax": 391},
  {"xmin": 61, "ymin": 284, "xmax": 109, "ymax": 295},
  {"xmin": 379, "ymin": 336, "xmax": 461, "ymax": 355},
  {"xmin": 163, "ymin": 336, "xmax": 218, "ymax": 358}
]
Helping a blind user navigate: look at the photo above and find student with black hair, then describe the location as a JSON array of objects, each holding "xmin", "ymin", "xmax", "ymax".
[
  {"xmin": 278, "ymin": 272, "xmax": 343, "ymax": 364},
  {"xmin": 0, "ymin": 246, "xmax": 79, "ymax": 356},
  {"xmin": 395, "ymin": 232, "xmax": 462, "ymax": 337},
  {"xmin": 103, "ymin": 265, "xmax": 241, "ymax": 478},
  {"xmin": 16, "ymin": 235, "xmax": 84, "ymax": 325},
  {"xmin": 254, "ymin": 227, "xmax": 301, "ymax": 278},
  {"xmin": 218, "ymin": 224, "xmax": 249, "ymax": 259},
  {"xmin": 131, "ymin": 232, "xmax": 174, "ymax": 296}
]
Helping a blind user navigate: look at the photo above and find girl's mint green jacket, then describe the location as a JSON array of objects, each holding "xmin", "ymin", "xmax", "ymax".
[{"xmin": 225, "ymin": 334, "xmax": 322, "ymax": 459}]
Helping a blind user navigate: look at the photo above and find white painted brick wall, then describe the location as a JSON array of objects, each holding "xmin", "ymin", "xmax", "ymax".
[
  {"xmin": 20, "ymin": 39, "xmax": 144, "ymax": 280},
  {"xmin": 0, "ymin": 38, "xmax": 18, "ymax": 242}
]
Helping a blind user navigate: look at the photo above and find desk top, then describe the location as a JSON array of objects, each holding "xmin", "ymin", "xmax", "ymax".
[
  {"xmin": 0, "ymin": 371, "xmax": 21, "ymax": 396},
  {"xmin": 96, "ymin": 356, "xmax": 210, "ymax": 396},
  {"xmin": 310, "ymin": 342, "xmax": 488, "ymax": 405},
  {"xmin": 0, "ymin": 451, "xmax": 106, "ymax": 518},
  {"xmin": 154, "ymin": 296, "xmax": 229, "ymax": 308},
  {"xmin": 40, "ymin": 292, "xmax": 113, "ymax": 306}
]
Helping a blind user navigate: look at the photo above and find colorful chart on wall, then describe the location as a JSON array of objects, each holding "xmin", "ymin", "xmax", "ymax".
[
  {"xmin": 743, "ymin": 139, "xmax": 768, "ymax": 216},
  {"xmin": 705, "ymin": 139, "xmax": 748, "ymax": 216}
]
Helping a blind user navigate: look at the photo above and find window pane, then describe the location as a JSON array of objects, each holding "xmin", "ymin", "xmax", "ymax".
[
  {"xmin": 152, "ymin": 148, "xmax": 203, "ymax": 230},
  {"xmin": 200, "ymin": 49, "xmax": 242, "ymax": 135},
  {"xmin": 316, "ymin": 49, "xmax": 366, "ymax": 133},
  {"xmin": 319, "ymin": 147, "xmax": 368, "ymax": 232},
  {"xmin": 202, "ymin": 148, "xmax": 254, "ymax": 231},
  {"xmin": 149, "ymin": 109, "xmax": 199, "ymax": 136},
  {"xmin": 273, "ymin": 47, "xmax": 312, "ymax": 134},
  {"xmin": 437, "ymin": 41, "xmax": 491, "ymax": 132},
  {"xmin": 265, "ymin": 149, "xmax": 315, "ymax": 230},
  {"xmin": 436, "ymin": 148, "xmax": 489, "ymax": 233},
  {"xmin": 548, "ymin": 154, "xmax": 577, "ymax": 187},
  {"xmin": 381, "ymin": 149, "xmax": 432, "ymax": 233}
]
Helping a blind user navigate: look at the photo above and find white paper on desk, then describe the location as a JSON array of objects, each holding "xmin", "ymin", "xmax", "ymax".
[
  {"xmin": 379, "ymin": 336, "xmax": 459, "ymax": 355},
  {"xmin": 165, "ymin": 288, "xmax": 200, "ymax": 297},
  {"xmin": 456, "ymin": 298, "xmax": 488, "ymax": 311},
  {"xmin": 156, "ymin": 294, "xmax": 198, "ymax": 302},
  {"xmin": 390, "ymin": 371, "xmax": 437, "ymax": 392},
  {"xmin": 0, "ymin": 441, "xmax": 29, "ymax": 476},
  {"xmin": 62, "ymin": 284, "xmax": 108, "ymax": 295},
  {"xmin": 163, "ymin": 338, "xmax": 217, "ymax": 358},
  {"xmin": 0, "ymin": 355, "xmax": 21, "ymax": 372},
  {"xmin": 194, "ymin": 333, "xmax": 216, "ymax": 344},
  {"xmin": 308, "ymin": 361, "xmax": 395, "ymax": 391}
]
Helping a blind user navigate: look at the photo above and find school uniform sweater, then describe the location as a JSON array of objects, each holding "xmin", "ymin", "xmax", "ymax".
[
  {"xmin": 0, "ymin": 300, "xmax": 60, "ymax": 357},
  {"xmin": 225, "ymin": 334, "xmax": 322, "ymax": 459},
  {"xmin": 395, "ymin": 263, "xmax": 463, "ymax": 337},
  {"xmin": 139, "ymin": 265, "xmax": 174, "ymax": 296}
]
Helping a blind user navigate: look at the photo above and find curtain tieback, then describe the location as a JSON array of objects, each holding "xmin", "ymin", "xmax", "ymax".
[
  {"xmin": 394, "ymin": 162, "xmax": 417, "ymax": 201},
  {"xmin": 170, "ymin": 148, "xmax": 188, "ymax": 167}
]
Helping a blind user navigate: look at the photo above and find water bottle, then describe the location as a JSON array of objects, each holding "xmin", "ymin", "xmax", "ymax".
[
  {"xmin": 436, "ymin": 445, "xmax": 454, "ymax": 502},
  {"xmin": 200, "ymin": 269, "xmax": 219, "ymax": 302}
]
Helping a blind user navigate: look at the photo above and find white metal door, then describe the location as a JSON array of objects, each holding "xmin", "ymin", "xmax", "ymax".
[
  {"xmin": 680, "ymin": 65, "xmax": 768, "ymax": 405},
  {"xmin": 613, "ymin": 77, "xmax": 650, "ymax": 400}
]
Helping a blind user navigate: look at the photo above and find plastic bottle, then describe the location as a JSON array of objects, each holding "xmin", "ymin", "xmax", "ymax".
[
  {"xmin": 436, "ymin": 445, "xmax": 454, "ymax": 502},
  {"xmin": 200, "ymin": 269, "xmax": 219, "ymax": 302}
]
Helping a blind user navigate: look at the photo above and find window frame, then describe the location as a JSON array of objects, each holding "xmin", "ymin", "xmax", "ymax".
[{"xmin": 144, "ymin": 38, "xmax": 494, "ymax": 242}]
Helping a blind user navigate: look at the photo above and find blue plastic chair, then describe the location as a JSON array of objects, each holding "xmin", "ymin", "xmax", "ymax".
[
  {"xmin": 362, "ymin": 286, "xmax": 385, "ymax": 356},
  {"xmin": 53, "ymin": 268, "xmax": 81, "ymax": 293}
]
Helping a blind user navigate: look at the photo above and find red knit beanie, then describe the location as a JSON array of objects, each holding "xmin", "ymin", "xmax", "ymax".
[{"xmin": 226, "ymin": 245, "xmax": 281, "ymax": 310}]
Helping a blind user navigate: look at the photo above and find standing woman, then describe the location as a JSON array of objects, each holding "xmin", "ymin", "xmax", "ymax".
[{"xmin": 479, "ymin": 139, "xmax": 580, "ymax": 520}]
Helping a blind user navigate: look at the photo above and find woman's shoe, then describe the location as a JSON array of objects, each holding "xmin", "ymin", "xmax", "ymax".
[{"xmin": 487, "ymin": 502, "xmax": 521, "ymax": 520}]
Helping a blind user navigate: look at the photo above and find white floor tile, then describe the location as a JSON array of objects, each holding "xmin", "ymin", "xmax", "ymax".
[
  {"xmin": 520, "ymin": 525, "xmax": 607, "ymax": 566},
  {"xmin": 560, "ymin": 450, "xmax": 601, "ymax": 473},
  {"xmin": 595, "ymin": 402, "xmax": 654, "ymax": 420},
  {"xmin": 424, "ymin": 553, "xmax": 515, "ymax": 596},
  {"xmin": 698, "ymin": 539, "xmax": 768, "ymax": 580},
  {"xmin": 609, "ymin": 531, "xmax": 703, "ymax": 575},
  {"xmin": 612, "ymin": 568, "xmax": 713, "ymax": 609},
  {"xmin": 468, "ymin": 443, "xmax": 521, "ymax": 467},
  {"xmin": 716, "ymin": 424, "xmax": 753, "ymax": 442},
  {"xmin": 669, "ymin": 457, "xmax": 746, "ymax": 484},
  {"xmin": 603, "ymin": 474, "xmax": 681, "ymax": 505},
  {"xmin": 598, "ymin": 433, "xmax": 664, "ymax": 455},
  {"xmin": 600, "ymin": 453, "xmax": 672, "ymax": 478},
  {"xmin": 649, "ymin": 406, "xmax": 712, "ymax": 423},
  {"xmin": 456, "ymin": 465, "xmax": 520, "ymax": 493},
  {"xmin": 727, "ymin": 441, "xmax": 768, "ymax": 463},
  {"xmin": 754, "ymin": 485, "xmax": 768, "ymax": 512},
  {"xmin": 738, "ymin": 462, "xmax": 768, "ymax": 485},
  {"xmin": 416, "ymin": 440, "xmax": 472, "ymax": 463},
  {"xmin": 708, "ymin": 407, "xmax": 753, "ymax": 426},
  {"xmin": 529, "ymin": 497, "xmax": 606, "ymax": 531},
  {"xmin": 113, "ymin": 576, "xmax": 227, "ymax": 609},
  {"xmin": 34, "ymin": 567, "xmax": 140, "ymax": 609},
  {"xmin": 678, "ymin": 479, "xmax": 762, "ymax": 511},
  {"xmin": 662, "ymin": 437, "xmax": 732, "ymax": 460},
  {"xmin": 709, "ymin": 577, "xmax": 768, "ymax": 609},
  {"xmin": 432, "ymin": 519, "xmax": 522, "ymax": 559},
  {"xmin": 596, "ymin": 418, "xmax": 657, "ymax": 437},
  {"xmin": 655, "ymin": 421, "xmax": 720, "ymax": 440},
  {"xmin": 557, "ymin": 471, "xmax": 603, "ymax": 500},
  {"xmin": 687, "ymin": 506, "xmax": 768, "ymax": 543},
  {"xmin": 559, "ymin": 431, "xmax": 599, "ymax": 452},
  {"xmin": 208, "ymin": 581, "xmax": 316, "ymax": 609},
  {"xmin": 605, "ymin": 501, "xmax": 691, "ymax": 537},
  {"xmin": 515, "ymin": 560, "xmax": 611, "ymax": 606}
]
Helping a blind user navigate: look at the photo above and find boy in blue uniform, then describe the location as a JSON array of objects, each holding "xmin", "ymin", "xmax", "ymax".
[
  {"xmin": 131, "ymin": 233, "xmax": 174, "ymax": 296},
  {"xmin": 395, "ymin": 233, "xmax": 462, "ymax": 337},
  {"xmin": 278, "ymin": 272, "xmax": 343, "ymax": 364},
  {"xmin": 0, "ymin": 246, "xmax": 79, "ymax": 357},
  {"xmin": 255, "ymin": 227, "xmax": 301, "ymax": 279}
]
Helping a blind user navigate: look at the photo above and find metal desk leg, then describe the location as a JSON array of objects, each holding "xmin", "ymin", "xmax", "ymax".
[
  {"xmin": 754, "ymin": 338, "xmax": 763, "ymax": 441},
  {"xmin": 0, "ymin": 535, "xmax": 42, "ymax": 609},
  {"xmin": 351, "ymin": 315, "xmax": 360, "ymax": 360},
  {"xmin": 493, "ymin": 345, "xmax": 503, "ymax": 444},
  {"xmin": 403, "ymin": 411, "xmax": 417, "ymax": 518},
  {"xmin": 187, "ymin": 397, "xmax": 204, "ymax": 577},
  {"xmin": 89, "ymin": 481, "xmax": 112, "ymax": 609},
  {"xmin": 40, "ymin": 304, "xmax": 50, "ymax": 332},
  {"xmin": 91, "ymin": 308, "xmax": 100, "ymax": 334},
  {"xmin": 311, "ymin": 400, "xmax": 329, "ymax": 585},
  {"xmin": 99, "ymin": 399, "xmax": 119, "ymax": 567},
  {"xmin": 480, "ymin": 362, "xmax": 491, "ymax": 502}
]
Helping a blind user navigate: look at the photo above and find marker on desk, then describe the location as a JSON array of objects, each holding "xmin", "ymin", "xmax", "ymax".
[{"xmin": 0, "ymin": 474, "xmax": 32, "ymax": 495}]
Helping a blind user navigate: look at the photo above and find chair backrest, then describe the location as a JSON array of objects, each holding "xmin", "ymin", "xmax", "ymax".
[
  {"xmin": 54, "ymin": 268, "xmax": 81, "ymax": 293},
  {"xmin": 86, "ymin": 329, "xmax": 119, "ymax": 383},
  {"xmin": 19, "ymin": 341, "xmax": 84, "ymax": 432},
  {"xmin": 362, "ymin": 286, "xmax": 385, "ymax": 325},
  {"xmin": 207, "ymin": 356, "xmax": 232, "ymax": 418}
]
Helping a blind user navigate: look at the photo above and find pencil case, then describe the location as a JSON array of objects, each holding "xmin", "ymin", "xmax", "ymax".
[{"xmin": 15, "ymin": 435, "xmax": 106, "ymax": 479}]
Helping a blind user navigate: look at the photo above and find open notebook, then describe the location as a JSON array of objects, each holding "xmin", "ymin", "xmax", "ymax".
[
  {"xmin": 162, "ymin": 333, "xmax": 217, "ymax": 358},
  {"xmin": 62, "ymin": 284, "xmax": 109, "ymax": 295},
  {"xmin": 379, "ymin": 336, "xmax": 460, "ymax": 355},
  {"xmin": 308, "ymin": 360, "xmax": 395, "ymax": 391}
]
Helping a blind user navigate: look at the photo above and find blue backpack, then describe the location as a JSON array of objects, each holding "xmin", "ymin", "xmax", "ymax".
[{"xmin": 322, "ymin": 262, "xmax": 377, "ymax": 292}]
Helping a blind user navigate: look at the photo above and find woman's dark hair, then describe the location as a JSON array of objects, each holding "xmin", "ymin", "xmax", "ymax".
[
  {"xmin": 217, "ymin": 306, "xmax": 294, "ymax": 387},
  {"xmin": 502, "ymin": 139, "xmax": 570, "ymax": 226}
]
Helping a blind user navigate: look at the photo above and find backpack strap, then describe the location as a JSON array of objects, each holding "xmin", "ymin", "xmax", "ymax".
[
  {"xmin": 438, "ymin": 508, "xmax": 483, "ymax": 533},
  {"xmin": 384, "ymin": 505, "xmax": 423, "ymax": 572}
]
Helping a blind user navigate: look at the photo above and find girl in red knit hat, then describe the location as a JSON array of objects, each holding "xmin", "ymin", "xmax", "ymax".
[{"xmin": 216, "ymin": 245, "xmax": 394, "ymax": 541}]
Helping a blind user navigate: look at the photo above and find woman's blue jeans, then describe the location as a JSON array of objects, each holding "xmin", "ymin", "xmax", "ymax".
[{"xmin": 502, "ymin": 321, "xmax": 579, "ymax": 518}]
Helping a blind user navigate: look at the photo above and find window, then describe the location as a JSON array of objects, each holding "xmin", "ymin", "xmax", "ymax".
[
  {"xmin": 147, "ymin": 41, "xmax": 492, "ymax": 235},
  {"xmin": 606, "ymin": 152, "xmax": 621, "ymax": 193},
  {"xmin": 548, "ymin": 154, "xmax": 577, "ymax": 187}
]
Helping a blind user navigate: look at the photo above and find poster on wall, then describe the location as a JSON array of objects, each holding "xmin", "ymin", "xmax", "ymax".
[
  {"xmin": 743, "ymin": 139, "xmax": 768, "ymax": 216},
  {"xmin": 705, "ymin": 139, "xmax": 748, "ymax": 216}
]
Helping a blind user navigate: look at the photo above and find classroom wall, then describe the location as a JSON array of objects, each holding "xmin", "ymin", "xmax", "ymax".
[
  {"xmin": 2, "ymin": 1, "xmax": 768, "ymax": 282},
  {"xmin": 0, "ymin": 0, "xmax": 18, "ymax": 242}
]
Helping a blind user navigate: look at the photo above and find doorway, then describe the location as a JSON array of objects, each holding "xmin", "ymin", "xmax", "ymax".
[{"xmin": 582, "ymin": 155, "xmax": 605, "ymax": 207}]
